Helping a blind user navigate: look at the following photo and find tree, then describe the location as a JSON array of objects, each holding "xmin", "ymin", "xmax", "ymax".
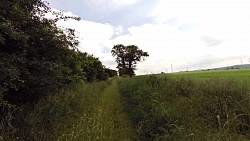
[
  {"xmin": 0, "ymin": 0, "xmax": 108, "ymax": 105},
  {"xmin": 77, "ymin": 52, "xmax": 109, "ymax": 82},
  {"xmin": 111, "ymin": 44, "xmax": 149, "ymax": 77},
  {"xmin": 0, "ymin": 0, "xmax": 82, "ymax": 105},
  {"xmin": 0, "ymin": 1, "xmax": 111, "ymax": 139},
  {"xmin": 105, "ymin": 68, "xmax": 118, "ymax": 77}
]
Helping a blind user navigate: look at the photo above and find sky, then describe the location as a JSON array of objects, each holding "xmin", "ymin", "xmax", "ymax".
[{"xmin": 46, "ymin": 0, "xmax": 250, "ymax": 74}]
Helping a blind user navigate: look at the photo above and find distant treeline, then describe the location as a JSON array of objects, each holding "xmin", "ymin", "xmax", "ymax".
[{"xmin": 202, "ymin": 64, "xmax": 250, "ymax": 71}]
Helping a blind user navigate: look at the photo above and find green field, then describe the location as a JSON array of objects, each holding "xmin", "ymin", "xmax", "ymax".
[
  {"xmin": 170, "ymin": 69, "xmax": 250, "ymax": 79},
  {"xmin": 118, "ymin": 71, "xmax": 250, "ymax": 140}
]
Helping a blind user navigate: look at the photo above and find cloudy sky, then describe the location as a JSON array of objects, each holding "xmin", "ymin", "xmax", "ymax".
[{"xmin": 47, "ymin": 0, "xmax": 250, "ymax": 74}]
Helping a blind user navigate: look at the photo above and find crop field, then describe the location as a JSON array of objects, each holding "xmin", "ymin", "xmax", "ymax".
[
  {"xmin": 118, "ymin": 70, "xmax": 250, "ymax": 140},
  {"xmin": 170, "ymin": 69, "xmax": 250, "ymax": 79}
]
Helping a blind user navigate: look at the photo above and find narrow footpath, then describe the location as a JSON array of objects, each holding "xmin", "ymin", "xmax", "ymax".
[{"xmin": 89, "ymin": 79, "xmax": 134, "ymax": 141}]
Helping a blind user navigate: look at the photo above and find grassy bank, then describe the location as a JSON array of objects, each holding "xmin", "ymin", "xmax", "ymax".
[
  {"xmin": 1, "ymin": 81, "xmax": 110, "ymax": 140},
  {"xmin": 118, "ymin": 75, "xmax": 250, "ymax": 140}
]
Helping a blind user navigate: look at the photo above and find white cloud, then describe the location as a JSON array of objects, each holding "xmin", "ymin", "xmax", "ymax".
[
  {"xmin": 136, "ymin": 0, "xmax": 250, "ymax": 73},
  {"xmin": 152, "ymin": 0, "xmax": 250, "ymax": 37},
  {"xmin": 113, "ymin": 0, "xmax": 139, "ymax": 5},
  {"xmin": 56, "ymin": 17, "xmax": 117, "ymax": 69},
  {"xmin": 54, "ymin": 0, "xmax": 250, "ymax": 74},
  {"xmin": 57, "ymin": 19, "xmax": 113, "ymax": 53},
  {"xmin": 84, "ymin": 0, "xmax": 140, "ymax": 12},
  {"xmin": 201, "ymin": 36, "xmax": 223, "ymax": 47}
]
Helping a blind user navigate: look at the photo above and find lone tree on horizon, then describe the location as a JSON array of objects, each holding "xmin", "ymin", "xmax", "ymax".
[{"xmin": 111, "ymin": 44, "xmax": 149, "ymax": 77}]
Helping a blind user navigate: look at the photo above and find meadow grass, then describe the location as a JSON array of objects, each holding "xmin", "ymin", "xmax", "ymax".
[
  {"xmin": 170, "ymin": 69, "xmax": 250, "ymax": 79},
  {"xmin": 118, "ymin": 74, "xmax": 250, "ymax": 140},
  {"xmin": 1, "ymin": 81, "xmax": 110, "ymax": 141},
  {"xmin": 1, "ymin": 79, "xmax": 135, "ymax": 141},
  {"xmin": 2, "ymin": 69, "xmax": 250, "ymax": 141},
  {"xmin": 64, "ymin": 80, "xmax": 134, "ymax": 141}
]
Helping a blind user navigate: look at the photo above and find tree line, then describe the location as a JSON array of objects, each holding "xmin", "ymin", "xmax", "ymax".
[
  {"xmin": 0, "ymin": 0, "xmax": 117, "ymax": 107},
  {"xmin": 0, "ymin": 0, "xmax": 149, "ymax": 123},
  {"xmin": 0, "ymin": 0, "xmax": 149, "ymax": 139}
]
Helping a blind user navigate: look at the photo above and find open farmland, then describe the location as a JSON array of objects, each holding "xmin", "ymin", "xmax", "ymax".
[
  {"xmin": 170, "ymin": 69, "xmax": 250, "ymax": 79},
  {"xmin": 118, "ymin": 71, "xmax": 250, "ymax": 140}
]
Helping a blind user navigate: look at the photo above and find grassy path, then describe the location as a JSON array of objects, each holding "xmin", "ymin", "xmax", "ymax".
[{"xmin": 88, "ymin": 79, "xmax": 134, "ymax": 140}]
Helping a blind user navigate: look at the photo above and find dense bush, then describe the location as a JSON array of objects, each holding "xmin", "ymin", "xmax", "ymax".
[
  {"xmin": 0, "ymin": 0, "xmax": 109, "ymax": 106},
  {"xmin": 105, "ymin": 68, "xmax": 118, "ymax": 78},
  {"xmin": 118, "ymin": 75, "xmax": 250, "ymax": 140},
  {"xmin": 0, "ymin": 1, "xmax": 110, "ymax": 139}
]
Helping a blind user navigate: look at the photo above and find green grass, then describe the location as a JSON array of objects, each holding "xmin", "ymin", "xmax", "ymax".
[
  {"xmin": 170, "ymin": 69, "xmax": 250, "ymax": 79},
  {"xmin": 72, "ymin": 80, "xmax": 134, "ymax": 141},
  {"xmin": 1, "ymin": 81, "xmax": 109, "ymax": 140},
  {"xmin": 118, "ymin": 74, "xmax": 250, "ymax": 140},
  {"xmin": 1, "ymin": 79, "xmax": 134, "ymax": 141},
  {"xmin": 2, "ymin": 69, "xmax": 250, "ymax": 141}
]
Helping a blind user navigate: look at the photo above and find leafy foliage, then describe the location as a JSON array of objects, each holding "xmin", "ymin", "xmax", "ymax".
[
  {"xmin": 0, "ymin": 0, "xmax": 110, "ymax": 105},
  {"xmin": 76, "ymin": 52, "xmax": 109, "ymax": 82},
  {"xmin": 0, "ymin": 1, "xmax": 110, "ymax": 138},
  {"xmin": 105, "ymin": 68, "xmax": 118, "ymax": 78},
  {"xmin": 111, "ymin": 44, "xmax": 149, "ymax": 77}
]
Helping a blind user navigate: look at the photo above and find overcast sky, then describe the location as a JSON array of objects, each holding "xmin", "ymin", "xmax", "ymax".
[{"xmin": 47, "ymin": 0, "xmax": 250, "ymax": 74}]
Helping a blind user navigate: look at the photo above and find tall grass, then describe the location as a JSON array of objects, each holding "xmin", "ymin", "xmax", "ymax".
[
  {"xmin": 118, "ymin": 75, "xmax": 250, "ymax": 140},
  {"xmin": 1, "ymin": 80, "xmax": 111, "ymax": 141},
  {"xmin": 81, "ymin": 80, "xmax": 134, "ymax": 140},
  {"xmin": 2, "ymin": 73, "xmax": 249, "ymax": 141}
]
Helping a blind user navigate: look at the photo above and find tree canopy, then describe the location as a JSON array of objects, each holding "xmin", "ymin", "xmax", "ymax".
[
  {"xmin": 0, "ymin": 0, "xmax": 110, "ymax": 106},
  {"xmin": 111, "ymin": 44, "xmax": 149, "ymax": 77}
]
